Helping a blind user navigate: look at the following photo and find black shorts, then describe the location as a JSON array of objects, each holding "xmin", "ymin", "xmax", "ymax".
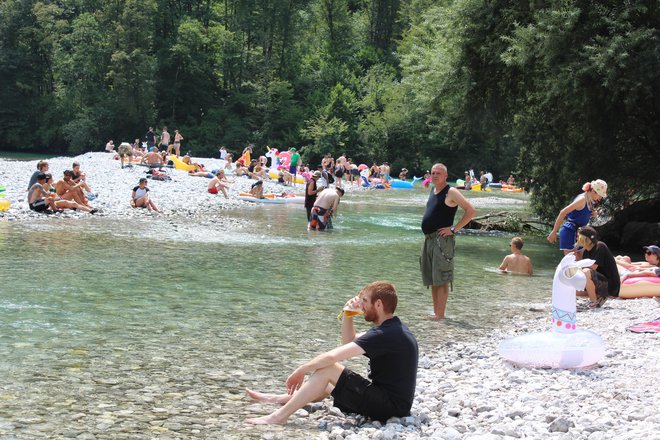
[
  {"xmin": 588, "ymin": 269, "xmax": 609, "ymax": 299},
  {"xmin": 29, "ymin": 200, "xmax": 48, "ymax": 212},
  {"xmin": 331, "ymin": 368, "xmax": 402, "ymax": 422}
]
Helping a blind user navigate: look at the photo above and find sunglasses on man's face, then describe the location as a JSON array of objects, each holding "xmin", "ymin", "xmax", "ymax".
[{"xmin": 645, "ymin": 251, "xmax": 656, "ymax": 256}]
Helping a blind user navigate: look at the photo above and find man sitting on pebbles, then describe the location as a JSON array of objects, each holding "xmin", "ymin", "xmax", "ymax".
[
  {"xmin": 208, "ymin": 170, "xmax": 232, "ymax": 198},
  {"xmin": 141, "ymin": 147, "xmax": 164, "ymax": 169},
  {"xmin": 55, "ymin": 170, "xmax": 89, "ymax": 206},
  {"xmin": 245, "ymin": 281, "xmax": 418, "ymax": 425}
]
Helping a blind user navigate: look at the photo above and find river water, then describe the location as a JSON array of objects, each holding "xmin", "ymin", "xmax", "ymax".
[{"xmin": 0, "ymin": 189, "xmax": 561, "ymax": 438}]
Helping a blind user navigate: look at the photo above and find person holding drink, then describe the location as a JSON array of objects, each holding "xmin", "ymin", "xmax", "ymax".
[{"xmin": 244, "ymin": 281, "xmax": 418, "ymax": 425}]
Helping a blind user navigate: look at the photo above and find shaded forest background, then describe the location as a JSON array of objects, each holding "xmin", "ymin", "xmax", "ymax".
[{"xmin": 0, "ymin": 0, "xmax": 658, "ymax": 219}]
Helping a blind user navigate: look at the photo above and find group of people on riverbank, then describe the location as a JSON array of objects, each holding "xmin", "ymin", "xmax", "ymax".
[
  {"xmin": 545, "ymin": 178, "xmax": 659, "ymax": 308},
  {"xmin": 26, "ymin": 160, "xmax": 98, "ymax": 214},
  {"xmin": 105, "ymin": 126, "xmax": 184, "ymax": 160}
]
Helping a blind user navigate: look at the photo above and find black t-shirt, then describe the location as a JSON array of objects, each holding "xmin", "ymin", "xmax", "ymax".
[
  {"xmin": 583, "ymin": 241, "xmax": 621, "ymax": 296},
  {"xmin": 354, "ymin": 317, "xmax": 418, "ymax": 414},
  {"xmin": 304, "ymin": 180, "xmax": 317, "ymax": 208},
  {"xmin": 146, "ymin": 130, "xmax": 155, "ymax": 142},
  {"xmin": 421, "ymin": 184, "xmax": 458, "ymax": 234}
]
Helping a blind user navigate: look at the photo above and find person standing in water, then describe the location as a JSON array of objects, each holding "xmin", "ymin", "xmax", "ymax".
[
  {"xmin": 420, "ymin": 163, "xmax": 476, "ymax": 319},
  {"xmin": 547, "ymin": 179, "xmax": 607, "ymax": 254}
]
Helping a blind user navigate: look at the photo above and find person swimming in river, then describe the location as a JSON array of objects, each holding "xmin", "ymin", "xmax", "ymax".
[{"xmin": 498, "ymin": 237, "xmax": 533, "ymax": 275}]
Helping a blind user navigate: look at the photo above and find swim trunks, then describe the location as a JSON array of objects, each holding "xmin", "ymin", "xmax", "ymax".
[
  {"xmin": 208, "ymin": 187, "xmax": 218, "ymax": 194},
  {"xmin": 420, "ymin": 231, "xmax": 455, "ymax": 287},
  {"xmin": 29, "ymin": 200, "xmax": 48, "ymax": 212},
  {"xmin": 331, "ymin": 368, "xmax": 399, "ymax": 422},
  {"xmin": 309, "ymin": 206, "xmax": 331, "ymax": 230}
]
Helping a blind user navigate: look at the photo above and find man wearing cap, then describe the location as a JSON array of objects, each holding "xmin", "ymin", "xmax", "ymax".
[
  {"xmin": 289, "ymin": 147, "xmax": 301, "ymax": 185},
  {"xmin": 547, "ymin": 179, "xmax": 608, "ymax": 254},
  {"xmin": 309, "ymin": 187, "xmax": 344, "ymax": 231},
  {"xmin": 619, "ymin": 245, "xmax": 660, "ymax": 281},
  {"xmin": 420, "ymin": 163, "xmax": 476, "ymax": 319},
  {"xmin": 575, "ymin": 226, "xmax": 620, "ymax": 308},
  {"xmin": 305, "ymin": 171, "xmax": 322, "ymax": 221}
]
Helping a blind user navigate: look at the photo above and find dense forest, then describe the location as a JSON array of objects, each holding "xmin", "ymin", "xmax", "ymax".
[{"xmin": 1, "ymin": 0, "xmax": 658, "ymax": 218}]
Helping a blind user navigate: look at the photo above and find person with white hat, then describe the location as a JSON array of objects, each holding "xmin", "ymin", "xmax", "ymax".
[{"xmin": 547, "ymin": 179, "xmax": 608, "ymax": 254}]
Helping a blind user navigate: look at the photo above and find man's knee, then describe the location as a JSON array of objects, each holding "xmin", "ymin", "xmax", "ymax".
[{"xmin": 314, "ymin": 363, "xmax": 344, "ymax": 383}]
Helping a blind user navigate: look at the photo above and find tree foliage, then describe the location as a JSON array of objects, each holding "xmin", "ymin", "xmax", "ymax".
[{"xmin": 0, "ymin": 0, "xmax": 657, "ymax": 218}]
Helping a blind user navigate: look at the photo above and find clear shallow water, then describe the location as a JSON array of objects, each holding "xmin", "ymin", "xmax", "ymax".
[{"xmin": 0, "ymin": 189, "xmax": 561, "ymax": 437}]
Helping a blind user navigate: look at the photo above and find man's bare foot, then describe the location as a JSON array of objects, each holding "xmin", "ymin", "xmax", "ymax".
[
  {"xmin": 428, "ymin": 314, "xmax": 445, "ymax": 321},
  {"xmin": 245, "ymin": 414, "xmax": 287, "ymax": 425},
  {"xmin": 245, "ymin": 388, "xmax": 289, "ymax": 404}
]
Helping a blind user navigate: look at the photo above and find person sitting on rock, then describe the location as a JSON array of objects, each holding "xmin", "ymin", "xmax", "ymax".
[
  {"xmin": 131, "ymin": 178, "xmax": 160, "ymax": 212},
  {"xmin": 249, "ymin": 180, "xmax": 264, "ymax": 199},
  {"xmin": 55, "ymin": 170, "xmax": 89, "ymax": 206},
  {"xmin": 208, "ymin": 170, "xmax": 232, "ymax": 198},
  {"xmin": 244, "ymin": 281, "xmax": 418, "ymax": 426},
  {"xmin": 498, "ymin": 237, "xmax": 533, "ymax": 275},
  {"xmin": 141, "ymin": 147, "xmax": 164, "ymax": 169},
  {"xmin": 44, "ymin": 174, "xmax": 98, "ymax": 214},
  {"xmin": 575, "ymin": 226, "xmax": 620, "ymax": 308},
  {"xmin": 28, "ymin": 160, "xmax": 49, "ymax": 190},
  {"xmin": 27, "ymin": 173, "xmax": 58, "ymax": 213},
  {"xmin": 71, "ymin": 162, "xmax": 93, "ymax": 196}
]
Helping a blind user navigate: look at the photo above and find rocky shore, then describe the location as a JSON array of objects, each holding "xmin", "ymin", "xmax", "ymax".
[
  {"xmin": 292, "ymin": 298, "xmax": 659, "ymax": 440},
  {"xmin": 0, "ymin": 152, "xmax": 326, "ymax": 222}
]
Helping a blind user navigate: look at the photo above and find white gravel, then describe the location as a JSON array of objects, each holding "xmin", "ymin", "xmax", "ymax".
[
  {"xmin": 0, "ymin": 152, "xmax": 359, "ymax": 221},
  {"xmin": 306, "ymin": 298, "xmax": 660, "ymax": 440}
]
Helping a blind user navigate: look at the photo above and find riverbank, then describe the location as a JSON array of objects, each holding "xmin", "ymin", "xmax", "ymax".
[
  {"xmin": 0, "ymin": 152, "xmax": 528, "ymax": 222},
  {"xmin": 288, "ymin": 298, "xmax": 659, "ymax": 439},
  {"xmin": 0, "ymin": 152, "xmax": 359, "ymax": 222}
]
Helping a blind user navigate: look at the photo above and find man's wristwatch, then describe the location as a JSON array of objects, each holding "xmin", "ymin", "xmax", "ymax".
[{"xmin": 450, "ymin": 226, "xmax": 456, "ymax": 233}]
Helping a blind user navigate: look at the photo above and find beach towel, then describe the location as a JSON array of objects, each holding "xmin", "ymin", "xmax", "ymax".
[{"xmin": 627, "ymin": 317, "xmax": 660, "ymax": 333}]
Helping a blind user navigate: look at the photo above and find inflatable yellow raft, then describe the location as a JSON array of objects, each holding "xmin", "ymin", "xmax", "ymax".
[{"xmin": 170, "ymin": 155, "xmax": 196, "ymax": 171}]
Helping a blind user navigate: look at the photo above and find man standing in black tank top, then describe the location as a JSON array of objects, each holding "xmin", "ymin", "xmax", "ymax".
[{"xmin": 420, "ymin": 163, "xmax": 476, "ymax": 319}]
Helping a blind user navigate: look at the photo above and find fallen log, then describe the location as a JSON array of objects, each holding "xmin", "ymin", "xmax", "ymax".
[{"xmin": 466, "ymin": 211, "xmax": 551, "ymax": 233}]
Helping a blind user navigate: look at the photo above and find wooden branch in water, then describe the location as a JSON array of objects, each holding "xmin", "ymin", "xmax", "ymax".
[{"xmin": 466, "ymin": 211, "xmax": 552, "ymax": 232}]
